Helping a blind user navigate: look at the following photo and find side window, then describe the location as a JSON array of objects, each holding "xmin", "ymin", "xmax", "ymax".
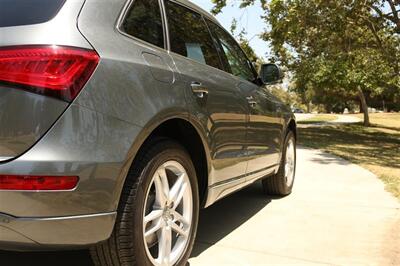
[
  {"xmin": 207, "ymin": 21, "xmax": 256, "ymax": 81},
  {"xmin": 121, "ymin": 0, "xmax": 164, "ymax": 48},
  {"xmin": 165, "ymin": 1, "xmax": 222, "ymax": 70}
]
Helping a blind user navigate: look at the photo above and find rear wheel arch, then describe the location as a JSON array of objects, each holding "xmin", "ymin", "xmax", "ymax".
[{"xmin": 117, "ymin": 117, "xmax": 210, "ymax": 212}]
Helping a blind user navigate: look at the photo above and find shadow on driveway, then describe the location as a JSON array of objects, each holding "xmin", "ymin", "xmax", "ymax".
[
  {"xmin": 0, "ymin": 182, "xmax": 279, "ymax": 265},
  {"xmin": 0, "ymin": 249, "xmax": 93, "ymax": 266},
  {"xmin": 191, "ymin": 182, "xmax": 279, "ymax": 257}
]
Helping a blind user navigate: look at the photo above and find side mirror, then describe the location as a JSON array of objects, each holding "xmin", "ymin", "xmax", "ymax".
[{"xmin": 259, "ymin": 63, "xmax": 284, "ymax": 85}]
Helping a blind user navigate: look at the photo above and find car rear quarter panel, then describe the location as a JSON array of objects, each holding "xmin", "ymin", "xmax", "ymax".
[
  {"xmin": 0, "ymin": 0, "xmax": 191, "ymax": 219},
  {"xmin": 0, "ymin": 0, "xmax": 152, "ymax": 217},
  {"xmin": 75, "ymin": 0, "xmax": 188, "ymax": 127}
]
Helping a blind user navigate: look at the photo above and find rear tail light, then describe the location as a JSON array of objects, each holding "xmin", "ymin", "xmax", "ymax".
[
  {"xmin": 0, "ymin": 45, "xmax": 99, "ymax": 102},
  {"xmin": 0, "ymin": 175, "xmax": 79, "ymax": 191}
]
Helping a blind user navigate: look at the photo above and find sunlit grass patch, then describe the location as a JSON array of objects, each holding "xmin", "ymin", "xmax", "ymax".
[
  {"xmin": 353, "ymin": 113, "xmax": 400, "ymax": 129},
  {"xmin": 298, "ymin": 114, "xmax": 338, "ymax": 124}
]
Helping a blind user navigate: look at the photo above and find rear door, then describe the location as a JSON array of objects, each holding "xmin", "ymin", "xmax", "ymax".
[
  {"xmin": 206, "ymin": 21, "xmax": 282, "ymax": 180},
  {"xmin": 165, "ymin": 0, "xmax": 249, "ymax": 186}
]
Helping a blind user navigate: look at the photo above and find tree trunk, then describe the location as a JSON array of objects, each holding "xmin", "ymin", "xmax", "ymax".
[
  {"xmin": 307, "ymin": 101, "xmax": 312, "ymax": 113},
  {"xmin": 358, "ymin": 87, "xmax": 370, "ymax": 127}
]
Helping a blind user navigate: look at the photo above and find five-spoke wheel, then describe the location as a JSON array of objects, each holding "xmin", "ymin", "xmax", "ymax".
[
  {"xmin": 91, "ymin": 140, "xmax": 199, "ymax": 266},
  {"xmin": 143, "ymin": 161, "xmax": 193, "ymax": 266},
  {"xmin": 262, "ymin": 131, "xmax": 297, "ymax": 196}
]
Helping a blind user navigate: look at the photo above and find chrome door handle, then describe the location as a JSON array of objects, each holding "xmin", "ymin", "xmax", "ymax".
[
  {"xmin": 246, "ymin": 95, "xmax": 257, "ymax": 107},
  {"xmin": 191, "ymin": 82, "xmax": 209, "ymax": 98},
  {"xmin": 248, "ymin": 100, "xmax": 257, "ymax": 107}
]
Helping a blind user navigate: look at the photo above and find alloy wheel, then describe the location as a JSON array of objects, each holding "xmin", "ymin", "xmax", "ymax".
[
  {"xmin": 142, "ymin": 160, "xmax": 193, "ymax": 266},
  {"xmin": 284, "ymin": 138, "xmax": 296, "ymax": 186}
]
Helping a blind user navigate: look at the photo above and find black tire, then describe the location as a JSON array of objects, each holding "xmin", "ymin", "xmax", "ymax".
[
  {"xmin": 262, "ymin": 131, "xmax": 296, "ymax": 196},
  {"xmin": 90, "ymin": 139, "xmax": 199, "ymax": 266}
]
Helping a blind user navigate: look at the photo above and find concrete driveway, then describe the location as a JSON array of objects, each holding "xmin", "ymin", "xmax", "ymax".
[
  {"xmin": 190, "ymin": 148, "xmax": 400, "ymax": 265},
  {"xmin": 1, "ymin": 148, "xmax": 399, "ymax": 265}
]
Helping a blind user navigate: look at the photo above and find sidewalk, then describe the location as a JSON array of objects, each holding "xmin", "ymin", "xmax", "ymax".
[{"xmin": 190, "ymin": 148, "xmax": 400, "ymax": 266}]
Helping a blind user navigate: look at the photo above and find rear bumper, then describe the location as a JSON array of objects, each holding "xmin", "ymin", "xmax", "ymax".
[{"xmin": 0, "ymin": 211, "xmax": 116, "ymax": 251}]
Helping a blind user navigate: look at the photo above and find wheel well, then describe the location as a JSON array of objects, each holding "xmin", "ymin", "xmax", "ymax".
[
  {"xmin": 145, "ymin": 119, "xmax": 208, "ymax": 205},
  {"xmin": 288, "ymin": 119, "xmax": 297, "ymax": 139}
]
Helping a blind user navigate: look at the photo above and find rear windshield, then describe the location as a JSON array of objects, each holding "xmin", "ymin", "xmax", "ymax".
[{"xmin": 0, "ymin": 0, "xmax": 66, "ymax": 27}]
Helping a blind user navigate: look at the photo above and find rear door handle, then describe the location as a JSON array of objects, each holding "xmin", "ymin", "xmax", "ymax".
[
  {"xmin": 246, "ymin": 96, "xmax": 257, "ymax": 107},
  {"xmin": 248, "ymin": 101, "xmax": 257, "ymax": 107},
  {"xmin": 191, "ymin": 82, "xmax": 209, "ymax": 98}
]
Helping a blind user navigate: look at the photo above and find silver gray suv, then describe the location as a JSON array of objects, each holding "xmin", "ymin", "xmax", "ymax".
[{"xmin": 0, "ymin": 0, "xmax": 297, "ymax": 265}]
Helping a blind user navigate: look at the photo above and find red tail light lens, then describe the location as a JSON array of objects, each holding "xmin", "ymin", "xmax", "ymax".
[
  {"xmin": 0, "ymin": 175, "xmax": 79, "ymax": 191},
  {"xmin": 0, "ymin": 45, "xmax": 99, "ymax": 102}
]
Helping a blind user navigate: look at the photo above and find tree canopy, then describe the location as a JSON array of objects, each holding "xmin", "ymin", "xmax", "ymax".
[{"xmin": 212, "ymin": 0, "xmax": 400, "ymax": 125}]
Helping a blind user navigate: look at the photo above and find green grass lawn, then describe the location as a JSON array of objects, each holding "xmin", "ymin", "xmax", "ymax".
[
  {"xmin": 298, "ymin": 114, "xmax": 338, "ymax": 124},
  {"xmin": 353, "ymin": 112, "xmax": 400, "ymax": 129},
  {"xmin": 298, "ymin": 123, "xmax": 400, "ymax": 199}
]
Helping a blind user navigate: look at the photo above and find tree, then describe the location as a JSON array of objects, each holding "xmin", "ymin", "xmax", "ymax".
[
  {"xmin": 229, "ymin": 18, "xmax": 262, "ymax": 65},
  {"xmin": 211, "ymin": 0, "xmax": 400, "ymax": 126}
]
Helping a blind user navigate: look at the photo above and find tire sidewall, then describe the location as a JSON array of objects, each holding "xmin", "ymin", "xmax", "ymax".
[
  {"xmin": 127, "ymin": 142, "xmax": 199, "ymax": 266},
  {"xmin": 281, "ymin": 131, "xmax": 297, "ymax": 193}
]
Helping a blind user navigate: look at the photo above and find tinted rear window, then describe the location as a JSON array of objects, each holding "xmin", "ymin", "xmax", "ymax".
[
  {"xmin": 0, "ymin": 0, "xmax": 66, "ymax": 27},
  {"xmin": 121, "ymin": 0, "xmax": 164, "ymax": 48}
]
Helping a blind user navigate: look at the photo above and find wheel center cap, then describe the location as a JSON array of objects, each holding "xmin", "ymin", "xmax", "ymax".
[{"xmin": 162, "ymin": 206, "xmax": 173, "ymax": 221}]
